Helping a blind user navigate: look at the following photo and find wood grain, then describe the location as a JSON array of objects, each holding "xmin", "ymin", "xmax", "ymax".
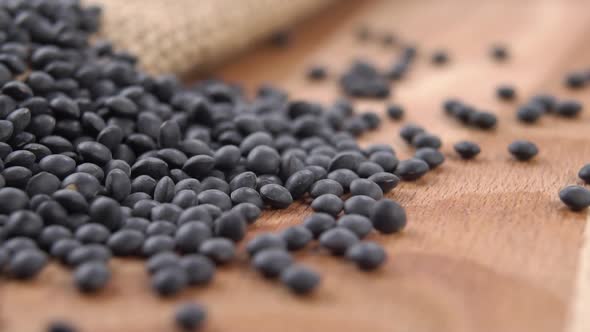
[{"xmin": 2, "ymin": 0, "xmax": 590, "ymax": 331}]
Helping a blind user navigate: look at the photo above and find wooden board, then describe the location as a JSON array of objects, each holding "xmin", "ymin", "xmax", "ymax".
[{"xmin": 2, "ymin": 0, "xmax": 590, "ymax": 331}]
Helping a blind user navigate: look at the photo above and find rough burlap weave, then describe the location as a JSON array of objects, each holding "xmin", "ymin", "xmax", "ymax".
[{"xmin": 87, "ymin": 0, "xmax": 335, "ymax": 76}]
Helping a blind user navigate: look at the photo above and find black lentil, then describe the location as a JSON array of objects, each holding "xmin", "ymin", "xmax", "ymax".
[
  {"xmin": 327, "ymin": 169, "xmax": 359, "ymax": 191},
  {"xmin": 142, "ymin": 235, "xmax": 175, "ymax": 257},
  {"xmin": 579, "ymin": 164, "xmax": 590, "ymax": 184},
  {"xmin": 414, "ymin": 147, "xmax": 445, "ymax": 169},
  {"xmin": 175, "ymin": 302, "xmax": 207, "ymax": 331},
  {"xmin": 517, "ymin": 104, "xmax": 543, "ymax": 123},
  {"xmin": 386, "ymin": 104, "xmax": 404, "ymax": 120},
  {"xmin": 176, "ymin": 222, "xmax": 212, "ymax": 253},
  {"xmin": 368, "ymin": 172, "xmax": 399, "ymax": 193},
  {"xmin": 454, "ymin": 141, "xmax": 481, "ymax": 159},
  {"xmin": 319, "ymin": 228, "xmax": 359, "ymax": 256},
  {"xmin": 151, "ymin": 266, "xmax": 188, "ymax": 296},
  {"xmin": 311, "ymin": 194, "xmax": 344, "ymax": 216},
  {"xmin": 307, "ymin": 65, "xmax": 327, "ymax": 81},
  {"xmin": 490, "ymin": 44, "xmax": 509, "ymax": 61},
  {"xmin": 252, "ymin": 248, "xmax": 293, "ymax": 278},
  {"xmin": 280, "ymin": 225, "xmax": 313, "ymax": 251},
  {"xmin": 246, "ymin": 233, "xmax": 286, "ymax": 256},
  {"xmin": 395, "ymin": 158, "xmax": 430, "ymax": 181},
  {"xmin": 310, "ymin": 179, "xmax": 344, "ymax": 198},
  {"xmin": 559, "ymin": 185, "xmax": 590, "ymax": 211},
  {"xmin": 399, "ymin": 124, "xmax": 425, "ymax": 144},
  {"xmin": 431, "ymin": 50, "xmax": 449, "ymax": 65},
  {"xmin": 280, "ymin": 264, "xmax": 321, "ymax": 295},
  {"xmin": 199, "ymin": 238, "xmax": 236, "ymax": 265},
  {"xmin": 338, "ymin": 214, "xmax": 373, "ymax": 238},
  {"xmin": 508, "ymin": 140, "xmax": 538, "ymax": 161},
  {"xmin": 564, "ymin": 72, "xmax": 586, "ymax": 89},
  {"xmin": 555, "ymin": 100, "xmax": 583, "ymax": 118},
  {"xmin": 46, "ymin": 321, "xmax": 78, "ymax": 332},
  {"xmin": 370, "ymin": 199, "xmax": 407, "ymax": 234},
  {"xmin": 74, "ymin": 261, "xmax": 110, "ymax": 293},
  {"xmin": 497, "ymin": 84, "xmax": 516, "ymax": 100},
  {"xmin": 260, "ymin": 184, "xmax": 293, "ymax": 208},
  {"xmin": 107, "ymin": 229, "xmax": 145, "ymax": 256},
  {"xmin": 7, "ymin": 248, "xmax": 47, "ymax": 279},
  {"xmin": 346, "ymin": 241, "xmax": 387, "ymax": 270}
]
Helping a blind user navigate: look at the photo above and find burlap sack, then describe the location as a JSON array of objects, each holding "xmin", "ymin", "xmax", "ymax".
[{"xmin": 88, "ymin": 0, "xmax": 335, "ymax": 77}]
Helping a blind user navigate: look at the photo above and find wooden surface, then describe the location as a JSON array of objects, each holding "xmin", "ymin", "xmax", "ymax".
[{"xmin": 2, "ymin": 0, "xmax": 590, "ymax": 331}]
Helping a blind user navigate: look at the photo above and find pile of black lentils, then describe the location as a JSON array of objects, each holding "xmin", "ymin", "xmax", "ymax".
[{"xmin": 1, "ymin": 2, "xmax": 590, "ymax": 332}]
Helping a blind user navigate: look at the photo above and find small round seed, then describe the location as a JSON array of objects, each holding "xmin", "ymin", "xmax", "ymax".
[
  {"xmin": 496, "ymin": 85, "xmax": 516, "ymax": 100},
  {"xmin": 508, "ymin": 140, "xmax": 538, "ymax": 161},
  {"xmin": 414, "ymin": 147, "xmax": 445, "ymax": 169},
  {"xmin": 7, "ymin": 248, "xmax": 47, "ymax": 279},
  {"xmin": 74, "ymin": 261, "xmax": 110, "ymax": 293},
  {"xmin": 346, "ymin": 241, "xmax": 387, "ymax": 270},
  {"xmin": 246, "ymin": 233, "xmax": 286, "ymax": 256},
  {"xmin": 311, "ymin": 194, "xmax": 344, "ymax": 216},
  {"xmin": 214, "ymin": 211, "xmax": 247, "ymax": 242},
  {"xmin": 579, "ymin": 164, "xmax": 590, "ymax": 184},
  {"xmin": 199, "ymin": 237, "xmax": 236, "ymax": 265},
  {"xmin": 368, "ymin": 172, "xmax": 399, "ymax": 193},
  {"xmin": 338, "ymin": 214, "xmax": 374, "ymax": 238},
  {"xmin": 252, "ymin": 248, "xmax": 293, "ymax": 278},
  {"xmin": 151, "ymin": 266, "xmax": 188, "ymax": 296},
  {"xmin": 319, "ymin": 228, "xmax": 359, "ymax": 256},
  {"xmin": 260, "ymin": 184, "xmax": 293, "ymax": 209},
  {"xmin": 517, "ymin": 104, "xmax": 543, "ymax": 123},
  {"xmin": 386, "ymin": 104, "xmax": 404, "ymax": 120},
  {"xmin": 559, "ymin": 185, "xmax": 590, "ymax": 211},
  {"xmin": 180, "ymin": 254, "xmax": 216, "ymax": 285},
  {"xmin": 175, "ymin": 302, "xmax": 207, "ymax": 331},
  {"xmin": 303, "ymin": 213, "xmax": 336, "ymax": 238},
  {"xmin": 280, "ymin": 225, "xmax": 313, "ymax": 251},
  {"xmin": 454, "ymin": 141, "xmax": 481, "ymax": 159},
  {"xmin": 280, "ymin": 264, "xmax": 321, "ymax": 295},
  {"xmin": 344, "ymin": 195, "xmax": 376, "ymax": 217},
  {"xmin": 395, "ymin": 158, "xmax": 430, "ymax": 181},
  {"xmin": 370, "ymin": 199, "xmax": 407, "ymax": 234}
]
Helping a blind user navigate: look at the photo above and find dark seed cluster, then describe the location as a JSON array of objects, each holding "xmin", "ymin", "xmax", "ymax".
[
  {"xmin": 0, "ymin": 2, "xmax": 416, "ymax": 329},
  {"xmin": 442, "ymin": 99, "xmax": 498, "ymax": 130},
  {"xmin": 515, "ymin": 95, "xmax": 583, "ymax": 124}
]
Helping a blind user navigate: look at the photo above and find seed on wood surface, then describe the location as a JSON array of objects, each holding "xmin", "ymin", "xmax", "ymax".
[
  {"xmin": 252, "ymin": 248, "xmax": 294, "ymax": 279},
  {"xmin": 386, "ymin": 104, "xmax": 404, "ymax": 120},
  {"xmin": 67, "ymin": 244, "xmax": 112, "ymax": 267},
  {"xmin": 307, "ymin": 65, "xmax": 327, "ymax": 81},
  {"xmin": 559, "ymin": 185, "xmax": 590, "ymax": 211},
  {"xmin": 399, "ymin": 124, "xmax": 425, "ymax": 144},
  {"xmin": 368, "ymin": 172, "xmax": 399, "ymax": 193},
  {"xmin": 346, "ymin": 241, "xmax": 387, "ymax": 270},
  {"xmin": 199, "ymin": 238, "xmax": 236, "ymax": 265},
  {"xmin": 564, "ymin": 72, "xmax": 587, "ymax": 89},
  {"xmin": 151, "ymin": 266, "xmax": 188, "ymax": 296},
  {"xmin": 496, "ymin": 84, "xmax": 516, "ymax": 100},
  {"xmin": 7, "ymin": 248, "xmax": 47, "ymax": 279},
  {"xmin": 319, "ymin": 228, "xmax": 359, "ymax": 256},
  {"xmin": 431, "ymin": 50, "xmax": 449, "ymax": 65},
  {"xmin": 579, "ymin": 164, "xmax": 590, "ymax": 184},
  {"xmin": 175, "ymin": 222, "xmax": 212, "ymax": 253},
  {"xmin": 414, "ymin": 148, "xmax": 445, "ymax": 169},
  {"xmin": 343, "ymin": 195, "xmax": 376, "ymax": 217},
  {"xmin": 310, "ymin": 179, "xmax": 344, "ymax": 198},
  {"xmin": 395, "ymin": 158, "xmax": 430, "ymax": 181},
  {"xmin": 555, "ymin": 100, "xmax": 583, "ymax": 117},
  {"xmin": 508, "ymin": 140, "xmax": 538, "ymax": 161},
  {"xmin": 107, "ymin": 229, "xmax": 145, "ymax": 256},
  {"xmin": 280, "ymin": 225, "xmax": 313, "ymax": 251},
  {"xmin": 490, "ymin": 44, "xmax": 509, "ymax": 61},
  {"xmin": 260, "ymin": 184, "xmax": 293, "ymax": 209},
  {"xmin": 73, "ymin": 261, "xmax": 110, "ymax": 293},
  {"xmin": 142, "ymin": 235, "xmax": 175, "ymax": 257},
  {"xmin": 175, "ymin": 302, "xmax": 207, "ymax": 331},
  {"xmin": 246, "ymin": 233, "xmax": 286, "ymax": 256},
  {"xmin": 469, "ymin": 111, "xmax": 498, "ymax": 129},
  {"xmin": 349, "ymin": 178, "xmax": 383, "ymax": 200},
  {"xmin": 338, "ymin": 214, "xmax": 374, "ymax": 239},
  {"xmin": 47, "ymin": 320, "xmax": 78, "ymax": 332},
  {"xmin": 311, "ymin": 194, "xmax": 344, "ymax": 216},
  {"xmin": 370, "ymin": 199, "xmax": 407, "ymax": 234},
  {"xmin": 454, "ymin": 141, "xmax": 481, "ymax": 159},
  {"xmin": 280, "ymin": 264, "xmax": 321, "ymax": 295},
  {"xmin": 303, "ymin": 213, "xmax": 336, "ymax": 238},
  {"xmin": 517, "ymin": 104, "xmax": 543, "ymax": 123}
]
